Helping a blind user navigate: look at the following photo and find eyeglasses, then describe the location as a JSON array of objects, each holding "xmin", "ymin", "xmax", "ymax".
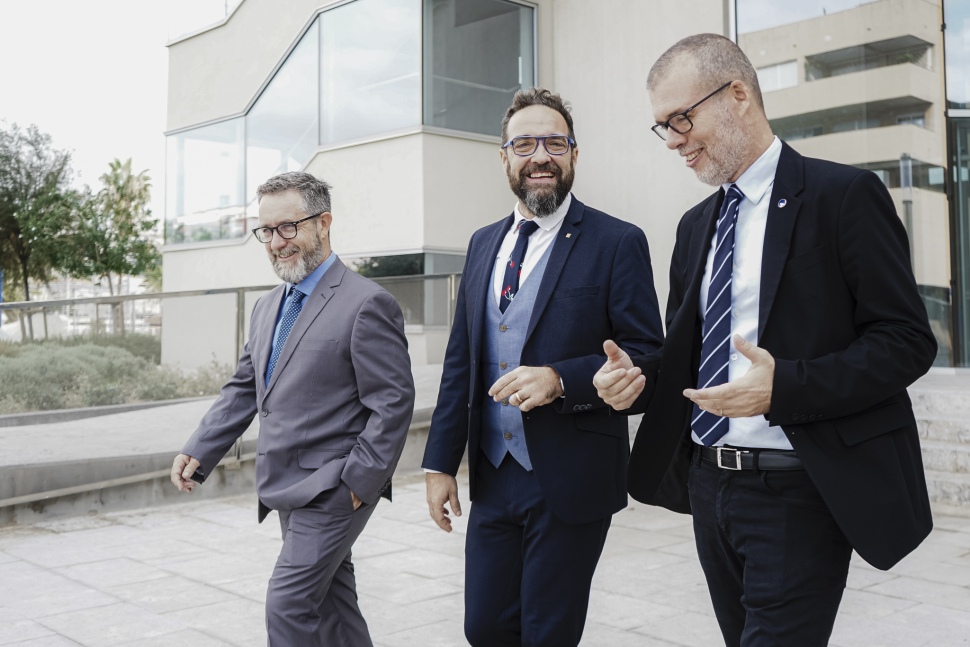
[
  {"xmin": 651, "ymin": 81, "xmax": 733, "ymax": 141},
  {"xmin": 502, "ymin": 135, "xmax": 576, "ymax": 157},
  {"xmin": 252, "ymin": 213, "xmax": 321, "ymax": 243}
]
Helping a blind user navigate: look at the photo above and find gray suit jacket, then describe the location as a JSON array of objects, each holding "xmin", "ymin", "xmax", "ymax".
[{"xmin": 181, "ymin": 257, "xmax": 414, "ymax": 521}]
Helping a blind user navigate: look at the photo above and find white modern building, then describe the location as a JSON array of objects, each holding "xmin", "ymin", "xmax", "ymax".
[{"xmin": 162, "ymin": 0, "xmax": 968, "ymax": 368}]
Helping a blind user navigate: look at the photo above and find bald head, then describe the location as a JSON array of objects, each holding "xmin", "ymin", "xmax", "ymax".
[{"xmin": 648, "ymin": 33, "xmax": 765, "ymax": 115}]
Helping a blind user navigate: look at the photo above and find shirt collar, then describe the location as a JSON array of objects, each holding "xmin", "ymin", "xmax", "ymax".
[
  {"xmin": 724, "ymin": 136, "xmax": 782, "ymax": 206},
  {"xmin": 289, "ymin": 252, "xmax": 337, "ymax": 297},
  {"xmin": 512, "ymin": 192, "xmax": 572, "ymax": 232}
]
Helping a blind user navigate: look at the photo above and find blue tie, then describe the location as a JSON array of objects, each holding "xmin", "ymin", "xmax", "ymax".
[
  {"xmin": 500, "ymin": 219, "xmax": 540, "ymax": 313},
  {"xmin": 266, "ymin": 288, "xmax": 305, "ymax": 385},
  {"xmin": 693, "ymin": 184, "xmax": 744, "ymax": 446}
]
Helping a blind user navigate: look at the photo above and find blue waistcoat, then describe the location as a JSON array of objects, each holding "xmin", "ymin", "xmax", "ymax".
[{"xmin": 480, "ymin": 244, "xmax": 553, "ymax": 471}]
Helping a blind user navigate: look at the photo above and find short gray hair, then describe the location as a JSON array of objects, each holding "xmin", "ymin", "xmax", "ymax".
[
  {"xmin": 256, "ymin": 171, "xmax": 332, "ymax": 215},
  {"xmin": 647, "ymin": 33, "xmax": 764, "ymax": 112}
]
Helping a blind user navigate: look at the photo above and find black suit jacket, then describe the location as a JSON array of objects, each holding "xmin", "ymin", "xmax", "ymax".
[
  {"xmin": 628, "ymin": 142, "xmax": 937, "ymax": 570},
  {"xmin": 424, "ymin": 197, "xmax": 664, "ymax": 525}
]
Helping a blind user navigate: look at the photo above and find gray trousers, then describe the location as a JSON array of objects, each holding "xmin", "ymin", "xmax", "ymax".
[{"xmin": 267, "ymin": 482, "xmax": 377, "ymax": 646}]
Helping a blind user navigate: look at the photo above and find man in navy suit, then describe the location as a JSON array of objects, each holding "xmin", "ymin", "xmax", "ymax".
[
  {"xmin": 422, "ymin": 87, "xmax": 664, "ymax": 646},
  {"xmin": 595, "ymin": 34, "xmax": 936, "ymax": 646}
]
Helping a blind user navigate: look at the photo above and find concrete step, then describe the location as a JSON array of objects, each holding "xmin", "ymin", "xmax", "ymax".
[
  {"xmin": 918, "ymin": 417, "xmax": 970, "ymax": 444},
  {"xmin": 909, "ymin": 388, "xmax": 970, "ymax": 420},
  {"xmin": 921, "ymin": 440, "xmax": 970, "ymax": 475},
  {"xmin": 925, "ymin": 469, "xmax": 970, "ymax": 511}
]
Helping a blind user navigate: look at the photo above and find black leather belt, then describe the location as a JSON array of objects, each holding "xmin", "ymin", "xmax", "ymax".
[{"xmin": 698, "ymin": 445, "xmax": 803, "ymax": 471}]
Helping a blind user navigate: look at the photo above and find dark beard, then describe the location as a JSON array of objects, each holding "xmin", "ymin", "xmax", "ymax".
[{"xmin": 507, "ymin": 162, "xmax": 574, "ymax": 217}]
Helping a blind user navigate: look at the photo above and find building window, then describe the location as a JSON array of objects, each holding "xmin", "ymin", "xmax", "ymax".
[
  {"xmin": 757, "ymin": 61, "xmax": 797, "ymax": 92},
  {"xmin": 320, "ymin": 0, "xmax": 421, "ymax": 145},
  {"xmin": 165, "ymin": 0, "xmax": 537, "ymax": 246},
  {"xmin": 897, "ymin": 112, "xmax": 926, "ymax": 127},
  {"xmin": 166, "ymin": 118, "xmax": 245, "ymax": 244},
  {"xmin": 424, "ymin": 0, "xmax": 535, "ymax": 136},
  {"xmin": 246, "ymin": 21, "xmax": 320, "ymax": 213}
]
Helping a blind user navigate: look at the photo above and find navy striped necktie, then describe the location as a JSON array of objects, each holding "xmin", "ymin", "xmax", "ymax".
[{"xmin": 693, "ymin": 184, "xmax": 744, "ymax": 446}]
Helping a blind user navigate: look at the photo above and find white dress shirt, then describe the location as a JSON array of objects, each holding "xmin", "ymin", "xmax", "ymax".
[
  {"xmin": 694, "ymin": 137, "xmax": 791, "ymax": 450},
  {"xmin": 490, "ymin": 193, "xmax": 571, "ymax": 307}
]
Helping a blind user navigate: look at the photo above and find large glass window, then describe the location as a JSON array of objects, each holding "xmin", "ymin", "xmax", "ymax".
[
  {"xmin": 320, "ymin": 0, "xmax": 421, "ymax": 145},
  {"xmin": 165, "ymin": 118, "xmax": 245, "ymax": 244},
  {"xmin": 246, "ymin": 23, "xmax": 319, "ymax": 207},
  {"xmin": 424, "ymin": 0, "xmax": 535, "ymax": 136},
  {"xmin": 165, "ymin": 0, "xmax": 536, "ymax": 246},
  {"xmin": 737, "ymin": 0, "xmax": 952, "ymax": 364}
]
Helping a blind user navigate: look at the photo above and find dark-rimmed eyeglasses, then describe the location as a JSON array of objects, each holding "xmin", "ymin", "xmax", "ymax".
[
  {"xmin": 651, "ymin": 81, "xmax": 733, "ymax": 141},
  {"xmin": 501, "ymin": 135, "xmax": 576, "ymax": 157},
  {"xmin": 252, "ymin": 213, "xmax": 322, "ymax": 243}
]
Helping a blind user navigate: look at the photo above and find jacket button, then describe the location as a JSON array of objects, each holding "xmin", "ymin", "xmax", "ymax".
[
  {"xmin": 500, "ymin": 362, "xmax": 507, "ymax": 369},
  {"xmin": 499, "ymin": 325, "xmax": 507, "ymax": 332},
  {"xmin": 501, "ymin": 398, "xmax": 509, "ymax": 406},
  {"xmin": 791, "ymin": 414, "xmax": 798, "ymax": 421},
  {"xmin": 261, "ymin": 409, "xmax": 269, "ymax": 417},
  {"xmin": 573, "ymin": 405, "xmax": 580, "ymax": 411},
  {"xmin": 504, "ymin": 432, "xmax": 512, "ymax": 440}
]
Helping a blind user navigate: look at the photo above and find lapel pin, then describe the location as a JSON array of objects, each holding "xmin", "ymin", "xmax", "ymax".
[
  {"xmin": 777, "ymin": 198, "xmax": 787, "ymax": 208},
  {"xmin": 565, "ymin": 233, "xmax": 572, "ymax": 238}
]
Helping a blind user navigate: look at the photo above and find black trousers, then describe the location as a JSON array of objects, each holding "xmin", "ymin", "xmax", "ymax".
[{"xmin": 689, "ymin": 449, "xmax": 853, "ymax": 646}]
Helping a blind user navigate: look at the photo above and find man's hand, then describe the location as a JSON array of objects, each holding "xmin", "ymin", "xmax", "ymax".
[
  {"xmin": 426, "ymin": 472, "xmax": 462, "ymax": 532},
  {"xmin": 594, "ymin": 340, "xmax": 645, "ymax": 410},
  {"xmin": 350, "ymin": 490, "xmax": 363, "ymax": 510},
  {"xmin": 684, "ymin": 335, "xmax": 775, "ymax": 417},
  {"xmin": 488, "ymin": 366, "xmax": 563, "ymax": 412},
  {"xmin": 171, "ymin": 453, "xmax": 201, "ymax": 492}
]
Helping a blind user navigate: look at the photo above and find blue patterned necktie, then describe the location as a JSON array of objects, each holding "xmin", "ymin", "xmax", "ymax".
[
  {"xmin": 266, "ymin": 287, "xmax": 305, "ymax": 385},
  {"xmin": 500, "ymin": 219, "xmax": 540, "ymax": 313},
  {"xmin": 693, "ymin": 184, "xmax": 744, "ymax": 446}
]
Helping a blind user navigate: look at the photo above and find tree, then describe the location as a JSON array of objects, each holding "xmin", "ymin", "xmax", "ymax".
[
  {"xmin": 62, "ymin": 159, "xmax": 159, "ymax": 333},
  {"xmin": 0, "ymin": 123, "xmax": 77, "ymax": 304}
]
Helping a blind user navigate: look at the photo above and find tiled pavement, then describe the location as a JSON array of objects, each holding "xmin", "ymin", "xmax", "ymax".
[{"xmin": 2, "ymin": 471, "xmax": 970, "ymax": 646}]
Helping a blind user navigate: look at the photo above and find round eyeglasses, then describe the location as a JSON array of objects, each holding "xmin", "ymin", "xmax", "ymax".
[
  {"xmin": 501, "ymin": 135, "xmax": 575, "ymax": 157},
  {"xmin": 252, "ymin": 213, "xmax": 322, "ymax": 243},
  {"xmin": 651, "ymin": 81, "xmax": 733, "ymax": 141}
]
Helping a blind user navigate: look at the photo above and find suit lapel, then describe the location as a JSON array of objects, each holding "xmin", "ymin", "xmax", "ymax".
[
  {"xmin": 264, "ymin": 257, "xmax": 342, "ymax": 397},
  {"xmin": 525, "ymin": 198, "xmax": 583, "ymax": 343},
  {"xmin": 758, "ymin": 143, "xmax": 804, "ymax": 338},
  {"xmin": 256, "ymin": 285, "xmax": 287, "ymax": 389},
  {"xmin": 469, "ymin": 216, "xmax": 515, "ymax": 356}
]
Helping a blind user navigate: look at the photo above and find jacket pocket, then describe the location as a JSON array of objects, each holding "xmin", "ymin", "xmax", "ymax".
[
  {"xmin": 575, "ymin": 411, "xmax": 626, "ymax": 438},
  {"xmin": 552, "ymin": 285, "xmax": 599, "ymax": 299},
  {"xmin": 784, "ymin": 245, "xmax": 828, "ymax": 276},
  {"xmin": 833, "ymin": 401, "xmax": 913, "ymax": 446},
  {"xmin": 302, "ymin": 339, "xmax": 339, "ymax": 352}
]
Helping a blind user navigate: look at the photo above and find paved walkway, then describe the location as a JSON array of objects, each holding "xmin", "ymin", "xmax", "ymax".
[{"xmin": 2, "ymin": 470, "xmax": 970, "ymax": 646}]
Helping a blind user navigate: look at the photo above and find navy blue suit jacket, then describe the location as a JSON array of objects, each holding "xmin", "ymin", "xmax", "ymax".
[
  {"xmin": 628, "ymin": 143, "xmax": 936, "ymax": 569},
  {"xmin": 423, "ymin": 196, "xmax": 664, "ymax": 525}
]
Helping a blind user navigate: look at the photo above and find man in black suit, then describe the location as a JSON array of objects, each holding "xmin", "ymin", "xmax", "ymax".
[{"xmin": 594, "ymin": 34, "xmax": 936, "ymax": 646}]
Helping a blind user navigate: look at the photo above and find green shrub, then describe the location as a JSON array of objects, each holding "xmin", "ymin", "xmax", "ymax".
[
  {"xmin": 37, "ymin": 333, "xmax": 162, "ymax": 364},
  {"xmin": 0, "ymin": 343, "xmax": 233, "ymax": 414}
]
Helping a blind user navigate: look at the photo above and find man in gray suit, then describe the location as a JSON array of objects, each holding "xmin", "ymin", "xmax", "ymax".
[{"xmin": 170, "ymin": 171, "xmax": 414, "ymax": 646}]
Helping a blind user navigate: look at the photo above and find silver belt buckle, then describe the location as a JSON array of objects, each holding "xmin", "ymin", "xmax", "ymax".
[{"xmin": 716, "ymin": 447, "xmax": 743, "ymax": 471}]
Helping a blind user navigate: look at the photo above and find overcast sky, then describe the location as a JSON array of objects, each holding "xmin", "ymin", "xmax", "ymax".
[{"xmin": 0, "ymin": 0, "xmax": 234, "ymax": 220}]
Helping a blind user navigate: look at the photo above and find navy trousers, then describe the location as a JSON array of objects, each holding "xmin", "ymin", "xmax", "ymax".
[
  {"xmin": 464, "ymin": 454, "xmax": 612, "ymax": 647},
  {"xmin": 689, "ymin": 449, "xmax": 853, "ymax": 646}
]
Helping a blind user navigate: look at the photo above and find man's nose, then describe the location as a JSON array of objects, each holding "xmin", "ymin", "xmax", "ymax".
[{"xmin": 665, "ymin": 129, "xmax": 687, "ymax": 151}]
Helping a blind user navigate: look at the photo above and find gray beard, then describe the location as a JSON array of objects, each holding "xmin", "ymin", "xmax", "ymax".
[
  {"xmin": 272, "ymin": 238, "xmax": 326, "ymax": 284},
  {"xmin": 522, "ymin": 189, "xmax": 562, "ymax": 218}
]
